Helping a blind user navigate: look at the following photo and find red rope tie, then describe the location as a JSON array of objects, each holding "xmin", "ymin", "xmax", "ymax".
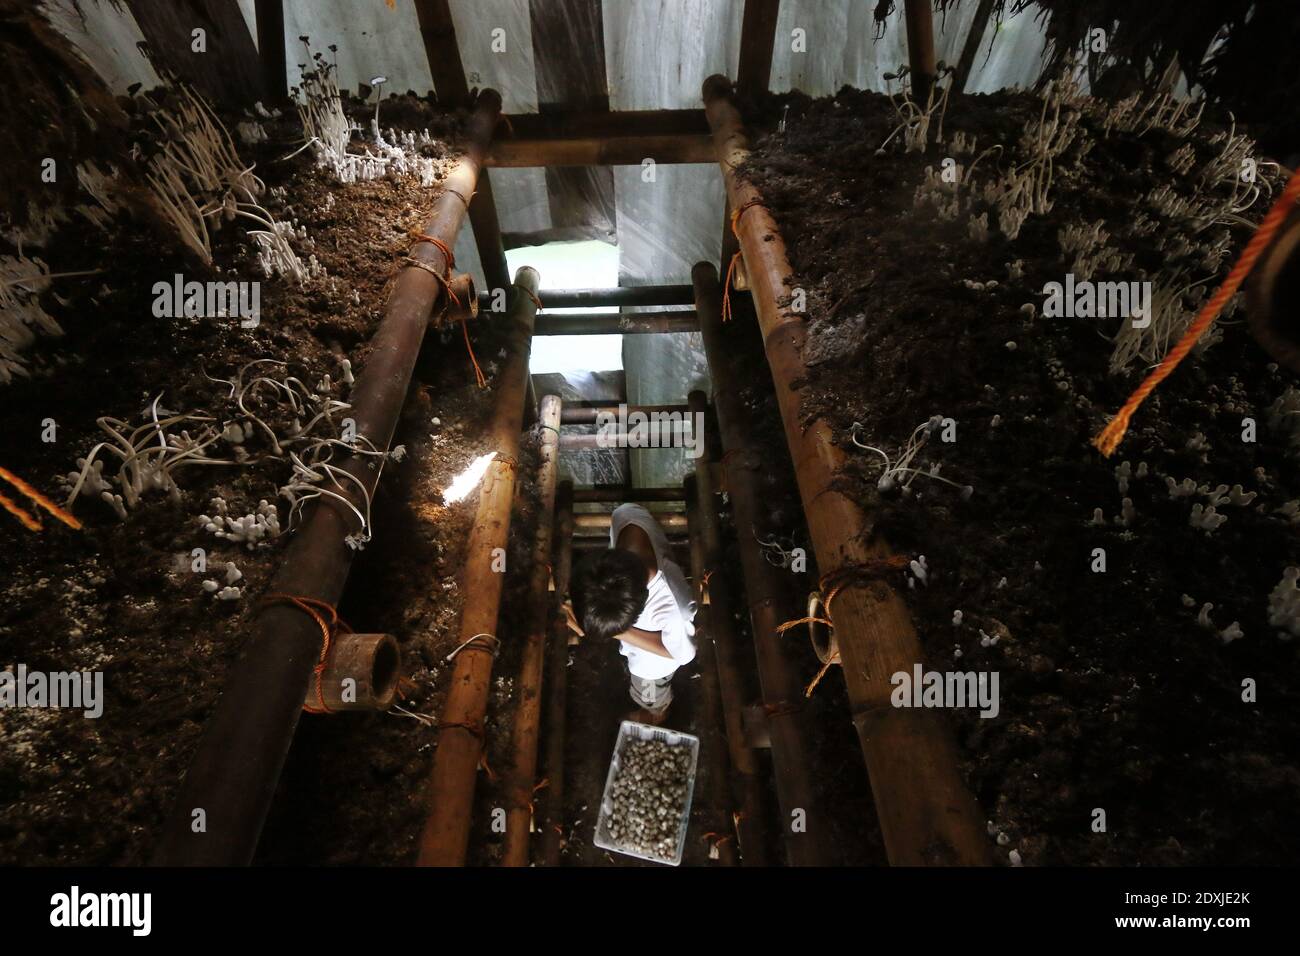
[
  {"xmin": 1094, "ymin": 166, "xmax": 1300, "ymax": 456},
  {"xmin": 262, "ymin": 593, "xmax": 352, "ymax": 714},
  {"xmin": 722, "ymin": 198, "xmax": 763, "ymax": 323}
]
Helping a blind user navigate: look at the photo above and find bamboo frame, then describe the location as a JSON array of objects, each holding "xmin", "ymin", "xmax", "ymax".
[
  {"xmin": 685, "ymin": 476, "xmax": 739, "ymax": 867},
  {"xmin": 694, "ymin": 262, "xmax": 836, "ymax": 866},
  {"xmin": 502, "ymin": 395, "xmax": 564, "ymax": 866},
  {"xmin": 702, "ymin": 75, "xmax": 988, "ymax": 865},
  {"xmin": 538, "ymin": 482, "xmax": 575, "ymax": 866},
  {"xmin": 688, "ymin": 391, "xmax": 768, "ymax": 864},
  {"xmin": 417, "ymin": 268, "xmax": 543, "ymax": 866}
]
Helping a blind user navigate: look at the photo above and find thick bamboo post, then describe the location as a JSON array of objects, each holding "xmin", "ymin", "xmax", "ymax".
[
  {"xmin": 695, "ymin": 262, "xmax": 836, "ymax": 865},
  {"xmin": 152, "ymin": 91, "xmax": 504, "ymax": 867},
  {"xmin": 702, "ymin": 76, "xmax": 987, "ymax": 865},
  {"xmin": 903, "ymin": 0, "xmax": 938, "ymax": 104},
  {"xmin": 539, "ymin": 482, "xmax": 575, "ymax": 866},
  {"xmin": 502, "ymin": 395, "xmax": 564, "ymax": 866},
  {"xmin": 688, "ymin": 391, "xmax": 768, "ymax": 864},
  {"xmin": 685, "ymin": 477, "xmax": 739, "ymax": 867},
  {"xmin": 417, "ymin": 267, "xmax": 542, "ymax": 867}
]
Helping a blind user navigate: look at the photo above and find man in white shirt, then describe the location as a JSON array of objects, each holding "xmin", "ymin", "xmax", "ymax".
[{"xmin": 570, "ymin": 503, "xmax": 697, "ymax": 724}]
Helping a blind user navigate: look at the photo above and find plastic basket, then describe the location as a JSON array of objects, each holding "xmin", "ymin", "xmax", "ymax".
[{"xmin": 592, "ymin": 721, "xmax": 700, "ymax": 866}]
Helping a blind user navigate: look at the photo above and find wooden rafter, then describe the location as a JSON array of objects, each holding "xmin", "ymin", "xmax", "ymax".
[
  {"xmin": 254, "ymin": 0, "xmax": 287, "ymax": 102},
  {"xmin": 412, "ymin": 0, "xmax": 511, "ymax": 294},
  {"xmin": 736, "ymin": 0, "xmax": 780, "ymax": 98}
]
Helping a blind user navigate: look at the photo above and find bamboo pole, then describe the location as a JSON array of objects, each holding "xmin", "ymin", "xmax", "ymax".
[
  {"xmin": 502, "ymin": 395, "xmax": 564, "ymax": 866},
  {"xmin": 558, "ymin": 432, "xmax": 695, "ymax": 451},
  {"xmin": 695, "ymin": 262, "xmax": 837, "ymax": 866},
  {"xmin": 484, "ymin": 285, "xmax": 693, "ymax": 310},
  {"xmin": 688, "ymin": 391, "xmax": 769, "ymax": 864},
  {"xmin": 413, "ymin": 0, "xmax": 510, "ymax": 293},
  {"xmin": 685, "ymin": 477, "xmax": 739, "ymax": 867},
  {"xmin": 538, "ymin": 482, "xmax": 575, "ymax": 866},
  {"xmin": 572, "ymin": 486, "xmax": 688, "ymax": 502},
  {"xmin": 702, "ymin": 75, "xmax": 988, "ymax": 865},
  {"xmin": 152, "ymin": 91, "xmax": 505, "ymax": 867},
  {"xmin": 562, "ymin": 404, "xmax": 689, "ymax": 425},
  {"xmin": 417, "ymin": 267, "xmax": 543, "ymax": 867},
  {"xmin": 572, "ymin": 512, "xmax": 687, "ymax": 536},
  {"xmin": 903, "ymin": 0, "xmax": 938, "ymax": 104},
  {"xmin": 504, "ymin": 109, "xmax": 708, "ymax": 139},
  {"xmin": 487, "ymin": 135, "xmax": 715, "ymax": 167},
  {"xmin": 737, "ymin": 0, "xmax": 781, "ymax": 98},
  {"xmin": 953, "ymin": 0, "xmax": 997, "ymax": 93},
  {"xmin": 536, "ymin": 311, "xmax": 699, "ymax": 335},
  {"xmin": 254, "ymin": 0, "xmax": 287, "ymax": 102}
]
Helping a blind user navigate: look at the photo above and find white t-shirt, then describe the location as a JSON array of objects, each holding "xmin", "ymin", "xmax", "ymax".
[{"xmin": 609, "ymin": 504, "xmax": 697, "ymax": 679}]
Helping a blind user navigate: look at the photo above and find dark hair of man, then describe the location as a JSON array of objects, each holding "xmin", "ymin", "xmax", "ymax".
[{"xmin": 571, "ymin": 548, "xmax": 649, "ymax": 641}]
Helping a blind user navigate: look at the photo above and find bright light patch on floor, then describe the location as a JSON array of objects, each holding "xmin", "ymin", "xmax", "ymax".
[
  {"xmin": 442, "ymin": 451, "xmax": 497, "ymax": 504},
  {"xmin": 506, "ymin": 240, "xmax": 621, "ymax": 375}
]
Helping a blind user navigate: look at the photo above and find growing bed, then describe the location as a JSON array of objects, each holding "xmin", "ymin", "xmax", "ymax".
[{"xmin": 727, "ymin": 80, "xmax": 1300, "ymax": 864}]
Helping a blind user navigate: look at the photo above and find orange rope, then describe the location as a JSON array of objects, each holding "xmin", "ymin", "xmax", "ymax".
[
  {"xmin": 776, "ymin": 580, "xmax": 844, "ymax": 697},
  {"xmin": 721, "ymin": 198, "xmax": 763, "ymax": 322},
  {"xmin": 262, "ymin": 593, "xmax": 351, "ymax": 714},
  {"xmin": 518, "ymin": 284, "xmax": 543, "ymax": 311},
  {"xmin": 803, "ymin": 652, "xmax": 841, "ymax": 698},
  {"xmin": 462, "ymin": 317, "xmax": 487, "ymax": 388},
  {"xmin": 0, "ymin": 488, "xmax": 41, "ymax": 532},
  {"xmin": 0, "ymin": 466, "xmax": 82, "ymax": 530},
  {"xmin": 1094, "ymin": 165, "xmax": 1300, "ymax": 457},
  {"xmin": 409, "ymin": 232, "xmax": 488, "ymax": 389}
]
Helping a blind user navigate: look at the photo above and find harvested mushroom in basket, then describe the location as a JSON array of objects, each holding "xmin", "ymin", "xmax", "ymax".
[{"xmin": 604, "ymin": 739, "xmax": 693, "ymax": 861}]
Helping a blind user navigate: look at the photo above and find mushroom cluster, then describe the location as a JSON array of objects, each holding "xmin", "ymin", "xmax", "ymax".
[{"xmin": 604, "ymin": 738, "xmax": 692, "ymax": 861}]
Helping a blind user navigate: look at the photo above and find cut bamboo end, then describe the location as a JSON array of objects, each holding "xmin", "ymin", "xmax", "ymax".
[{"xmin": 303, "ymin": 632, "xmax": 401, "ymax": 712}]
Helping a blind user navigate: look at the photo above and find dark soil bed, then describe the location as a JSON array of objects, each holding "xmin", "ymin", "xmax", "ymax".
[
  {"xmin": 0, "ymin": 97, "xmax": 541, "ymax": 866},
  {"xmin": 732, "ymin": 84, "xmax": 1300, "ymax": 865}
]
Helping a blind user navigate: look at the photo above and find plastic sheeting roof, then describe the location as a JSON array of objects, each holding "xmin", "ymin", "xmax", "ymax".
[{"xmin": 47, "ymin": 0, "xmax": 1055, "ymax": 488}]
